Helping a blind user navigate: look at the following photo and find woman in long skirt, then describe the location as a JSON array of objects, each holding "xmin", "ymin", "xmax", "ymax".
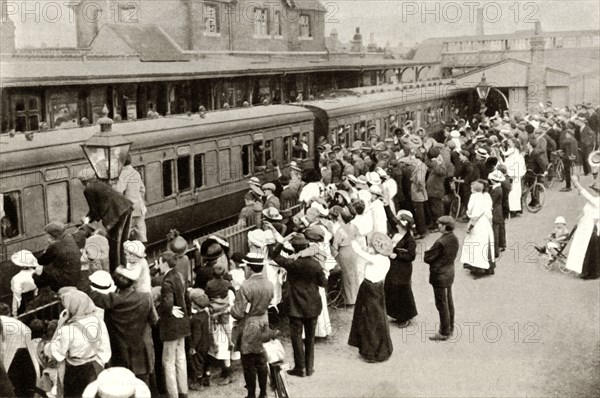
[
  {"xmin": 566, "ymin": 176, "xmax": 600, "ymax": 279},
  {"xmin": 460, "ymin": 181, "xmax": 495, "ymax": 275},
  {"xmin": 384, "ymin": 210, "xmax": 418, "ymax": 327},
  {"xmin": 332, "ymin": 208, "xmax": 360, "ymax": 305},
  {"xmin": 349, "ymin": 233, "xmax": 393, "ymax": 362},
  {"xmin": 503, "ymin": 140, "xmax": 526, "ymax": 216}
]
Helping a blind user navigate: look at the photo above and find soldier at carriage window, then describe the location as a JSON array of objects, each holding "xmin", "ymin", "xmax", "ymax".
[{"xmin": 112, "ymin": 153, "xmax": 148, "ymax": 243}]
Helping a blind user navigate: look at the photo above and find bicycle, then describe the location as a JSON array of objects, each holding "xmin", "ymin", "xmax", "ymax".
[
  {"xmin": 539, "ymin": 225, "xmax": 577, "ymax": 274},
  {"xmin": 546, "ymin": 150, "xmax": 565, "ymax": 187},
  {"xmin": 326, "ymin": 267, "xmax": 345, "ymax": 309},
  {"xmin": 448, "ymin": 178, "xmax": 464, "ymax": 219},
  {"xmin": 522, "ymin": 170, "xmax": 546, "ymax": 213}
]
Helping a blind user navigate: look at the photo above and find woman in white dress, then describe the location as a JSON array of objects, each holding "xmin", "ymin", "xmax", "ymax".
[
  {"xmin": 461, "ymin": 181, "xmax": 496, "ymax": 275},
  {"xmin": 350, "ymin": 199, "xmax": 373, "ymax": 287},
  {"xmin": 503, "ymin": 139, "xmax": 526, "ymax": 216},
  {"xmin": 566, "ymin": 176, "xmax": 600, "ymax": 279}
]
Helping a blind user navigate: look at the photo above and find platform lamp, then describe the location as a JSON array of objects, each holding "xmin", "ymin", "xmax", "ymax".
[
  {"xmin": 476, "ymin": 73, "xmax": 491, "ymax": 114},
  {"xmin": 81, "ymin": 105, "xmax": 132, "ymax": 181}
]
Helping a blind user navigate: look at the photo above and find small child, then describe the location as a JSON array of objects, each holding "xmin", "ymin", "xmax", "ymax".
[
  {"xmin": 189, "ymin": 288, "xmax": 211, "ymax": 390},
  {"xmin": 117, "ymin": 240, "xmax": 151, "ymax": 294},
  {"xmin": 536, "ymin": 216, "xmax": 570, "ymax": 259}
]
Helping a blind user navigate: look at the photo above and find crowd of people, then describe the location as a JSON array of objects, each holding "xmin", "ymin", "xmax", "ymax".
[{"xmin": 1, "ymin": 100, "xmax": 599, "ymax": 398}]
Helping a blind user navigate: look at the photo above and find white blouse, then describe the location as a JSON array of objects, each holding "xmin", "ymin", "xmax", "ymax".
[
  {"xmin": 11, "ymin": 269, "xmax": 37, "ymax": 315},
  {"xmin": 351, "ymin": 242, "xmax": 390, "ymax": 283}
]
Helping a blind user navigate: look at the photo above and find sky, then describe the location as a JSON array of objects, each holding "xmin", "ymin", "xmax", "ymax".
[{"xmin": 5, "ymin": 0, "xmax": 600, "ymax": 49}]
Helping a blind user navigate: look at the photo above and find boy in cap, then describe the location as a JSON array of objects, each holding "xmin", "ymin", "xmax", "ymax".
[
  {"xmin": 231, "ymin": 254, "xmax": 274, "ymax": 398},
  {"xmin": 423, "ymin": 216, "xmax": 460, "ymax": 341},
  {"xmin": 262, "ymin": 183, "xmax": 280, "ymax": 210},
  {"xmin": 188, "ymin": 289, "xmax": 212, "ymax": 390}
]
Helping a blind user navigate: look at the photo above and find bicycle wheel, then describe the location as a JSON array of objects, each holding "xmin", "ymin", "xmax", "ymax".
[
  {"xmin": 546, "ymin": 165, "xmax": 555, "ymax": 188},
  {"xmin": 556, "ymin": 160, "xmax": 565, "ymax": 182},
  {"xmin": 540, "ymin": 257, "xmax": 554, "ymax": 272},
  {"xmin": 524, "ymin": 184, "xmax": 545, "ymax": 213},
  {"xmin": 327, "ymin": 287, "xmax": 344, "ymax": 309},
  {"xmin": 449, "ymin": 197, "xmax": 461, "ymax": 219}
]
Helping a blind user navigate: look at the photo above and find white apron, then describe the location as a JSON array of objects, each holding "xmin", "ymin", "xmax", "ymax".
[
  {"xmin": 566, "ymin": 199, "xmax": 600, "ymax": 274},
  {"xmin": 460, "ymin": 193, "xmax": 495, "ymax": 269}
]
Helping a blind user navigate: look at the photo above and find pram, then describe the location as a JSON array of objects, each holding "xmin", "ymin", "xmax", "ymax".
[{"xmin": 539, "ymin": 225, "xmax": 578, "ymax": 274}]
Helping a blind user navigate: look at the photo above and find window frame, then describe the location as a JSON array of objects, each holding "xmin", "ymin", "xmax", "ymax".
[
  {"xmin": 176, "ymin": 155, "xmax": 192, "ymax": 193},
  {"xmin": 254, "ymin": 8, "xmax": 269, "ymax": 36},
  {"xmin": 13, "ymin": 94, "xmax": 41, "ymax": 132},
  {"xmin": 194, "ymin": 154, "xmax": 205, "ymax": 190},
  {"xmin": 162, "ymin": 159, "xmax": 175, "ymax": 198},
  {"xmin": 299, "ymin": 14, "xmax": 311, "ymax": 38},
  {"xmin": 0, "ymin": 190, "xmax": 23, "ymax": 241},
  {"xmin": 46, "ymin": 181, "xmax": 71, "ymax": 225},
  {"xmin": 204, "ymin": 3, "xmax": 220, "ymax": 34},
  {"xmin": 241, "ymin": 144, "xmax": 253, "ymax": 177}
]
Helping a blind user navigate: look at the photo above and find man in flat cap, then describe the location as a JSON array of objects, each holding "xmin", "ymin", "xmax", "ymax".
[
  {"xmin": 262, "ymin": 183, "xmax": 280, "ymax": 210},
  {"xmin": 34, "ymin": 221, "xmax": 82, "ymax": 291}
]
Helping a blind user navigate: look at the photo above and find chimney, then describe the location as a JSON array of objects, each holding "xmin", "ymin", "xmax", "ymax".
[
  {"xmin": 476, "ymin": 8, "xmax": 484, "ymax": 36},
  {"xmin": 351, "ymin": 27, "xmax": 363, "ymax": 53},
  {"xmin": 1, "ymin": 1, "xmax": 16, "ymax": 54},
  {"xmin": 527, "ymin": 26, "xmax": 546, "ymax": 112}
]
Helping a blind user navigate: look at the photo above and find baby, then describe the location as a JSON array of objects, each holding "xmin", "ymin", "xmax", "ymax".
[{"xmin": 536, "ymin": 216, "xmax": 570, "ymax": 258}]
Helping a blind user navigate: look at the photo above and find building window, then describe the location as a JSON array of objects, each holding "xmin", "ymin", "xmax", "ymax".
[
  {"xmin": 194, "ymin": 154, "xmax": 204, "ymax": 189},
  {"xmin": 163, "ymin": 160, "xmax": 174, "ymax": 197},
  {"xmin": 299, "ymin": 14, "xmax": 311, "ymax": 38},
  {"xmin": 254, "ymin": 8, "xmax": 269, "ymax": 36},
  {"xmin": 204, "ymin": 4, "xmax": 219, "ymax": 33},
  {"xmin": 0, "ymin": 191, "xmax": 21, "ymax": 240},
  {"xmin": 273, "ymin": 11, "xmax": 282, "ymax": 36},
  {"xmin": 177, "ymin": 156, "xmax": 191, "ymax": 192},
  {"xmin": 14, "ymin": 95, "xmax": 40, "ymax": 132},
  {"xmin": 242, "ymin": 145, "xmax": 252, "ymax": 176},
  {"xmin": 46, "ymin": 182, "xmax": 71, "ymax": 224}
]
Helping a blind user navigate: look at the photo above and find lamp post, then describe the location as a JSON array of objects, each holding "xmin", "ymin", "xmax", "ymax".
[
  {"xmin": 476, "ymin": 73, "xmax": 510, "ymax": 114},
  {"xmin": 81, "ymin": 105, "xmax": 132, "ymax": 181}
]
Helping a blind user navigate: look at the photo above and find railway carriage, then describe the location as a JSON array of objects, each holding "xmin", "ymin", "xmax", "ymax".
[{"xmin": 0, "ymin": 105, "xmax": 315, "ymax": 296}]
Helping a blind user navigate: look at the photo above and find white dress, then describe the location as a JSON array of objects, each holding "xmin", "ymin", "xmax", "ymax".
[
  {"xmin": 504, "ymin": 149, "xmax": 526, "ymax": 212},
  {"xmin": 460, "ymin": 192, "xmax": 495, "ymax": 269},
  {"xmin": 566, "ymin": 193, "xmax": 600, "ymax": 274},
  {"xmin": 351, "ymin": 212, "xmax": 374, "ymax": 285}
]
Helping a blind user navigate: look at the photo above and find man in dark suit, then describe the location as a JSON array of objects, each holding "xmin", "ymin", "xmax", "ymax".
[
  {"xmin": 423, "ymin": 216, "xmax": 460, "ymax": 341},
  {"xmin": 83, "ymin": 270, "xmax": 157, "ymax": 387},
  {"xmin": 279, "ymin": 174, "xmax": 299, "ymax": 210},
  {"xmin": 34, "ymin": 221, "xmax": 82, "ymax": 291},
  {"xmin": 231, "ymin": 254, "xmax": 274, "ymax": 398},
  {"xmin": 560, "ymin": 129, "xmax": 579, "ymax": 192},
  {"xmin": 158, "ymin": 251, "xmax": 191, "ymax": 398},
  {"xmin": 78, "ymin": 167, "xmax": 133, "ymax": 272},
  {"xmin": 272, "ymin": 233, "xmax": 327, "ymax": 377}
]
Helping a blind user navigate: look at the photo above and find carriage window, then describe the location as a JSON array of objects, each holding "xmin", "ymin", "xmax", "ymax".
[
  {"xmin": 162, "ymin": 160, "xmax": 174, "ymax": 197},
  {"xmin": 301, "ymin": 133, "xmax": 309, "ymax": 159},
  {"xmin": 220, "ymin": 149, "xmax": 232, "ymax": 182},
  {"xmin": 264, "ymin": 140, "xmax": 273, "ymax": 165},
  {"xmin": 283, "ymin": 137, "xmax": 291, "ymax": 163},
  {"xmin": 242, "ymin": 145, "xmax": 252, "ymax": 176},
  {"xmin": 0, "ymin": 191, "xmax": 21, "ymax": 239},
  {"xmin": 46, "ymin": 182, "xmax": 70, "ymax": 224},
  {"xmin": 177, "ymin": 156, "xmax": 191, "ymax": 192},
  {"xmin": 253, "ymin": 141, "xmax": 264, "ymax": 168},
  {"xmin": 194, "ymin": 154, "xmax": 204, "ymax": 188}
]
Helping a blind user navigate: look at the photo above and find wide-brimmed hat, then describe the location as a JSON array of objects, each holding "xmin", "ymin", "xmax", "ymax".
[
  {"xmin": 369, "ymin": 185, "xmax": 383, "ymax": 197},
  {"xmin": 396, "ymin": 210, "xmax": 414, "ymax": 228},
  {"xmin": 82, "ymin": 367, "xmax": 151, "ymax": 398},
  {"xmin": 351, "ymin": 141, "xmax": 365, "ymax": 152},
  {"xmin": 250, "ymin": 185, "xmax": 265, "ymax": 197},
  {"xmin": 366, "ymin": 172, "xmax": 382, "ymax": 186},
  {"xmin": 488, "ymin": 170, "xmax": 506, "ymax": 182},
  {"xmin": 89, "ymin": 270, "xmax": 116, "ymax": 294},
  {"xmin": 370, "ymin": 232, "xmax": 393, "ymax": 256},
  {"xmin": 588, "ymin": 150, "xmax": 600, "ymax": 168},
  {"xmin": 289, "ymin": 161, "xmax": 302, "ymax": 172},
  {"xmin": 123, "ymin": 240, "xmax": 146, "ymax": 258},
  {"xmin": 262, "ymin": 207, "xmax": 283, "ymax": 221},
  {"xmin": 346, "ymin": 175, "xmax": 358, "ymax": 185},
  {"xmin": 450, "ymin": 130, "xmax": 460, "ymax": 139},
  {"xmin": 242, "ymin": 253, "xmax": 266, "ymax": 271},
  {"xmin": 408, "ymin": 135, "xmax": 423, "ymax": 148},
  {"xmin": 335, "ymin": 190, "xmax": 351, "ymax": 205},
  {"xmin": 11, "ymin": 250, "xmax": 39, "ymax": 268},
  {"xmin": 376, "ymin": 167, "xmax": 389, "ymax": 179},
  {"xmin": 356, "ymin": 176, "xmax": 369, "ymax": 190},
  {"xmin": 475, "ymin": 148, "xmax": 489, "ymax": 159},
  {"xmin": 404, "ymin": 120, "xmax": 414, "ymax": 130},
  {"xmin": 249, "ymin": 177, "xmax": 262, "ymax": 188}
]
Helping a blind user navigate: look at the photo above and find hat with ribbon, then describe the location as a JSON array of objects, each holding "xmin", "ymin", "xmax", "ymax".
[
  {"xmin": 249, "ymin": 176, "xmax": 262, "ymax": 188},
  {"xmin": 262, "ymin": 207, "xmax": 283, "ymax": 221},
  {"xmin": 395, "ymin": 210, "xmax": 414, "ymax": 228},
  {"xmin": 89, "ymin": 270, "xmax": 116, "ymax": 294},
  {"xmin": 475, "ymin": 148, "xmax": 489, "ymax": 159},
  {"xmin": 11, "ymin": 250, "xmax": 39, "ymax": 268},
  {"xmin": 366, "ymin": 171, "xmax": 382, "ymax": 186},
  {"xmin": 242, "ymin": 253, "xmax": 266, "ymax": 271},
  {"xmin": 356, "ymin": 176, "xmax": 369, "ymax": 190}
]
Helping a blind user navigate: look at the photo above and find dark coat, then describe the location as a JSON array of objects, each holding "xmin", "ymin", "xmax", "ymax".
[
  {"xmin": 423, "ymin": 231, "xmax": 459, "ymax": 287},
  {"xmin": 84, "ymin": 181, "xmax": 133, "ymax": 230},
  {"xmin": 264, "ymin": 195, "xmax": 281, "ymax": 210},
  {"xmin": 35, "ymin": 233, "xmax": 81, "ymax": 288},
  {"xmin": 280, "ymin": 187, "xmax": 298, "ymax": 210},
  {"xmin": 86, "ymin": 286, "xmax": 156, "ymax": 375},
  {"xmin": 273, "ymin": 244, "xmax": 327, "ymax": 319},
  {"xmin": 490, "ymin": 185, "xmax": 504, "ymax": 224},
  {"xmin": 158, "ymin": 268, "xmax": 191, "ymax": 342},
  {"xmin": 386, "ymin": 232, "xmax": 417, "ymax": 285},
  {"xmin": 500, "ymin": 179, "xmax": 511, "ymax": 219}
]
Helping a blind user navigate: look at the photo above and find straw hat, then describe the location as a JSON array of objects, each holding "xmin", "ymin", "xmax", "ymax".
[
  {"xmin": 82, "ymin": 367, "xmax": 151, "ymax": 398},
  {"xmin": 89, "ymin": 270, "xmax": 116, "ymax": 294},
  {"xmin": 123, "ymin": 240, "xmax": 146, "ymax": 258},
  {"xmin": 11, "ymin": 250, "xmax": 39, "ymax": 268},
  {"xmin": 588, "ymin": 150, "xmax": 600, "ymax": 168},
  {"xmin": 370, "ymin": 232, "xmax": 393, "ymax": 256},
  {"xmin": 395, "ymin": 210, "xmax": 414, "ymax": 228},
  {"xmin": 262, "ymin": 207, "xmax": 283, "ymax": 221}
]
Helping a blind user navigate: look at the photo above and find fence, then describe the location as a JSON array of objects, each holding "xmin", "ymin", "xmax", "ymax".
[{"xmin": 16, "ymin": 299, "xmax": 63, "ymax": 325}]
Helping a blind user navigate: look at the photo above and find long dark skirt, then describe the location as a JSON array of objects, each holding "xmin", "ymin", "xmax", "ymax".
[
  {"xmin": 7, "ymin": 348, "xmax": 36, "ymax": 397},
  {"xmin": 348, "ymin": 280, "xmax": 393, "ymax": 362},
  {"xmin": 581, "ymin": 228, "xmax": 600, "ymax": 279},
  {"xmin": 63, "ymin": 361, "xmax": 102, "ymax": 398},
  {"xmin": 384, "ymin": 280, "xmax": 418, "ymax": 322}
]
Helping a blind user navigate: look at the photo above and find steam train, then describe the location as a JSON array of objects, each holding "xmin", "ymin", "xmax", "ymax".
[{"xmin": 0, "ymin": 84, "xmax": 465, "ymax": 296}]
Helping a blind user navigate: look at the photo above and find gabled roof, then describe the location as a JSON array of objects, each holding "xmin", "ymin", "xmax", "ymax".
[
  {"xmin": 91, "ymin": 24, "xmax": 188, "ymax": 62},
  {"xmin": 290, "ymin": 0, "xmax": 327, "ymax": 12}
]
